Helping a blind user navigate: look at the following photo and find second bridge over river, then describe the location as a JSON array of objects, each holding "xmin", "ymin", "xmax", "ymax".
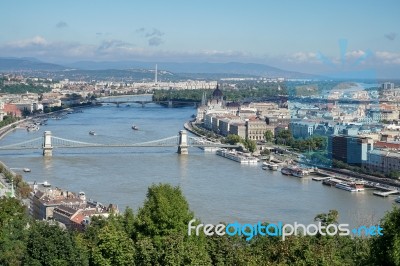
[{"xmin": 0, "ymin": 130, "xmax": 239, "ymax": 156}]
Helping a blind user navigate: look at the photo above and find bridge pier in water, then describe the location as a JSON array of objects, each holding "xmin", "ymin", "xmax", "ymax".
[
  {"xmin": 42, "ymin": 131, "xmax": 53, "ymax": 157},
  {"xmin": 177, "ymin": 130, "xmax": 188, "ymax": 155}
]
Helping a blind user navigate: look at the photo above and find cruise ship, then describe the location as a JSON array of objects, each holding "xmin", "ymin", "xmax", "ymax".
[
  {"xmin": 335, "ymin": 182, "xmax": 365, "ymax": 192},
  {"xmin": 216, "ymin": 149, "xmax": 258, "ymax": 164}
]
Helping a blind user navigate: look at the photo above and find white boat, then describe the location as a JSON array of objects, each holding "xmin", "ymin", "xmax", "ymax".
[
  {"xmin": 42, "ymin": 181, "xmax": 51, "ymax": 187},
  {"xmin": 262, "ymin": 162, "xmax": 278, "ymax": 171},
  {"xmin": 89, "ymin": 131, "xmax": 96, "ymax": 135},
  {"xmin": 268, "ymin": 164, "xmax": 279, "ymax": 171},
  {"xmin": 335, "ymin": 182, "xmax": 364, "ymax": 192},
  {"xmin": 27, "ymin": 125, "xmax": 39, "ymax": 132},
  {"xmin": 23, "ymin": 168, "xmax": 31, "ymax": 173},
  {"xmin": 132, "ymin": 125, "xmax": 139, "ymax": 130},
  {"xmin": 216, "ymin": 149, "xmax": 258, "ymax": 164}
]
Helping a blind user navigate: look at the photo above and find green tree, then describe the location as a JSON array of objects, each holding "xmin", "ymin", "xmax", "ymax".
[
  {"xmin": 387, "ymin": 170, "xmax": 400, "ymax": 179},
  {"xmin": 264, "ymin": 130, "xmax": 274, "ymax": 142},
  {"xmin": 0, "ymin": 197, "xmax": 28, "ymax": 265},
  {"xmin": 314, "ymin": 210, "xmax": 339, "ymax": 226},
  {"xmin": 121, "ymin": 207, "xmax": 135, "ymax": 238},
  {"xmin": 225, "ymin": 134, "xmax": 242, "ymax": 145},
  {"xmin": 243, "ymin": 138, "xmax": 257, "ymax": 153},
  {"xmin": 276, "ymin": 129, "xmax": 294, "ymax": 146},
  {"xmin": 370, "ymin": 206, "xmax": 400, "ymax": 265},
  {"xmin": 91, "ymin": 223, "xmax": 135, "ymax": 266},
  {"xmin": 134, "ymin": 184, "xmax": 211, "ymax": 265},
  {"xmin": 24, "ymin": 222, "xmax": 88, "ymax": 266},
  {"xmin": 135, "ymin": 184, "xmax": 194, "ymax": 238}
]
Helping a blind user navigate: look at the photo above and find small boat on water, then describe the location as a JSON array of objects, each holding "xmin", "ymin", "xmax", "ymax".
[
  {"xmin": 262, "ymin": 162, "xmax": 279, "ymax": 171},
  {"xmin": 23, "ymin": 168, "xmax": 31, "ymax": 173},
  {"xmin": 27, "ymin": 125, "xmax": 39, "ymax": 132},
  {"xmin": 89, "ymin": 131, "xmax": 96, "ymax": 135},
  {"xmin": 132, "ymin": 125, "xmax": 139, "ymax": 130}
]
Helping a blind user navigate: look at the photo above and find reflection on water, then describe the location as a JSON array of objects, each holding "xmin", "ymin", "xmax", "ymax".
[{"xmin": 0, "ymin": 100, "xmax": 396, "ymax": 227}]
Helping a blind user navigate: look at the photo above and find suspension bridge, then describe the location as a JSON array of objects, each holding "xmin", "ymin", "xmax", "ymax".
[{"xmin": 0, "ymin": 130, "xmax": 239, "ymax": 156}]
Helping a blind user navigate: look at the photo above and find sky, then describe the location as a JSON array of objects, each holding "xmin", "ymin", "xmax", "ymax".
[{"xmin": 0, "ymin": 0, "xmax": 399, "ymax": 77}]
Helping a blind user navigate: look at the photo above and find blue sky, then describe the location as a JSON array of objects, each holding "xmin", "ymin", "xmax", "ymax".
[{"xmin": 0, "ymin": 0, "xmax": 399, "ymax": 76}]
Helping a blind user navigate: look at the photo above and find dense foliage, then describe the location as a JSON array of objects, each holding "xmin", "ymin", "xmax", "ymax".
[
  {"xmin": 224, "ymin": 134, "xmax": 257, "ymax": 152},
  {"xmin": 0, "ymin": 116, "xmax": 19, "ymax": 128},
  {"xmin": 0, "ymin": 183, "xmax": 398, "ymax": 265},
  {"xmin": 275, "ymin": 129, "xmax": 327, "ymax": 152},
  {"xmin": 0, "ymin": 84, "xmax": 51, "ymax": 94}
]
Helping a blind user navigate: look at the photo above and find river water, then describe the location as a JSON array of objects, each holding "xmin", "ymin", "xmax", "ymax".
[{"xmin": 0, "ymin": 96, "xmax": 396, "ymax": 227}]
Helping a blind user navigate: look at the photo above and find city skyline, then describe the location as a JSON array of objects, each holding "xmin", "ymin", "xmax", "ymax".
[{"xmin": 0, "ymin": 0, "xmax": 399, "ymax": 77}]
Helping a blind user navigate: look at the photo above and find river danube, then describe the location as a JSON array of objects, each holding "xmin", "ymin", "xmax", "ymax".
[{"xmin": 0, "ymin": 96, "xmax": 396, "ymax": 227}]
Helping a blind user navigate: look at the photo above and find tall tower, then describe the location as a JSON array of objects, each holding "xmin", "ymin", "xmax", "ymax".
[
  {"xmin": 155, "ymin": 64, "xmax": 158, "ymax": 84},
  {"xmin": 201, "ymin": 91, "xmax": 207, "ymax": 106}
]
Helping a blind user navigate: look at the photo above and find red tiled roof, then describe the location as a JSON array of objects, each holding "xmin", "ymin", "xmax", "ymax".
[
  {"xmin": 375, "ymin": 141, "xmax": 400, "ymax": 150},
  {"xmin": 4, "ymin": 104, "xmax": 22, "ymax": 117}
]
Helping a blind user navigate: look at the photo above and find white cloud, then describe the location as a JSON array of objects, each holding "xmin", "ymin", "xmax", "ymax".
[
  {"xmin": 1, "ymin": 36, "xmax": 400, "ymax": 70},
  {"xmin": 375, "ymin": 51, "xmax": 400, "ymax": 64},
  {"xmin": 8, "ymin": 36, "xmax": 48, "ymax": 48},
  {"xmin": 345, "ymin": 50, "xmax": 366, "ymax": 59},
  {"xmin": 285, "ymin": 52, "xmax": 319, "ymax": 63}
]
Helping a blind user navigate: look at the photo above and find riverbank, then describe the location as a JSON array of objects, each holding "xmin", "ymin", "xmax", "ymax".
[
  {"xmin": 0, "ymin": 118, "xmax": 30, "ymax": 140},
  {"xmin": 0, "ymin": 160, "xmax": 16, "ymax": 198},
  {"xmin": 183, "ymin": 121, "xmax": 202, "ymax": 137}
]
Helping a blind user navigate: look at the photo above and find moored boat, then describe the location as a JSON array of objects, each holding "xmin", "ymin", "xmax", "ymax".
[
  {"xmin": 89, "ymin": 131, "xmax": 96, "ymax": 135},
  {"xmin": 268, "ymin": 163, "xmax": 279, "ymax": 171},
  {"xmin": 335, "ymin": 182, "xmax": 364, "ymax": 192},
  {"xmin": 262, "ymin": 162, "xmax": 279, "ymax": 171},
  {"xmin": 281, "ymin": 167, "xmax": 293, "ymax": 175},
  {"xmin": 216, "ymin": 149, "xmax": 258, "ymax": 164},
  {"xmin": 292, "ymin": 168, "xmax": 307, "ymax": 178},
  {"xmin": 132, "ymin": 125, "xmax": 139, "ymax": 130}
]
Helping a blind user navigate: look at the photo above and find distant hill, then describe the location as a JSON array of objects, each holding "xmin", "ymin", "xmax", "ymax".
[
  {"xmin": 0, "ymin": 57, "xmax": 317, "ymax": 79},
  {"xmin": 66, "ymin": 60, "xmax": 316, "ymax": 78},
  {"xmin": 0, "ymin": 57, "xmax": 66, "ymax": 71}
]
